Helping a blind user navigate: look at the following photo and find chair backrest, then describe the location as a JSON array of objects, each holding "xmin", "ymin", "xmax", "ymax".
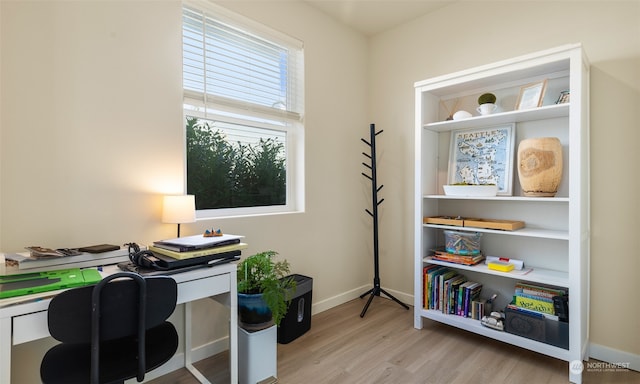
[
  {"xmin": 47, "ymin": 272, "xmax": 177, "ymax": 343},
  {"xmin": 43, "ymin": 272, "xmax": 178, "ymax": 383}
]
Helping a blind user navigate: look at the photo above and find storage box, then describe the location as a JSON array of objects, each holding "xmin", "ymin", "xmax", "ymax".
[
  {"xmin": 505, "ymin": 307, "xmax": 568, "ymax": 349},
  {"xmin": 443, "ymin": 230, "xmax": 482, "ymax": 255},
  {"xmin": 277, "ymin": 274, "xmax": 312, "ymax": 344},
  {"xmin": 238, "ymin": 325, "xmax": 277, "ymax": 384},
  {"xmin": 487, "ymin": 260, "xmax": 515, "ymax": 272}
]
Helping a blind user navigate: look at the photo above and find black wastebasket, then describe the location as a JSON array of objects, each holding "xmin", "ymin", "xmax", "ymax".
[{"xmin": 277, "ymin": 274, "xmax": 312, "ymax": 344}]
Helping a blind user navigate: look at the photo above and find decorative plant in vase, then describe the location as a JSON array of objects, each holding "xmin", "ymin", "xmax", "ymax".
[
  {"xmin": 477, "ymin": 92, "xmax": 497, "ymax": 115},
  {"xmin": 237, "ymin": 250, "xmax": 296, "ymax": 330},
  {"xmin": 478, "ymin": 92, "xmax": 497, "ymax": 105}
]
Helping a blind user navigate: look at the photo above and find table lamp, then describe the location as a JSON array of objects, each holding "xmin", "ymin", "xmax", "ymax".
[{"xmin": 162, "ymin": 195, "xmax": 196, "ymax": 237}]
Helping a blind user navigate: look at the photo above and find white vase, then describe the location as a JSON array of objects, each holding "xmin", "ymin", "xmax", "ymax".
[
  {"xmin": 517, "ymin": 137, "xmax": 563, "ymax": 197},
  {"xmin": 476, "ymin": 103, "xmax": 497, "ymax": 115}
]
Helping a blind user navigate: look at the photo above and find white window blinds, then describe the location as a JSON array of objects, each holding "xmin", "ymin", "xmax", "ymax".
[{"xmin": 182, "ymin": 4, "xmax": 304, "ymax": 121}]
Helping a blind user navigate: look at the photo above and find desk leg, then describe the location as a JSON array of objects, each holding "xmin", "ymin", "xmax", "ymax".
[
  {"xmin": 184, "ymin": 301, "xmax": 211, "ymax": 384},
  {"xmin": 229, "ymin": 273, "xmax": 238, "ymax": 384},
  {"xmin": 1, "ymin": 317, "xmax": 11, "ymax": 384}
]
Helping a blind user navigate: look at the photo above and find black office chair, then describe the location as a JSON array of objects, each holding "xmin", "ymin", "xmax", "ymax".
[{"xmin": 40, "ymin": 272, "xmax": 179, "ymax": 384}]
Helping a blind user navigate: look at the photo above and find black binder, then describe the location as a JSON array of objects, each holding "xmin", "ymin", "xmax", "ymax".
[{"xmin": 118, "ymin": 250, "xmax": 240, "ymax": 276}]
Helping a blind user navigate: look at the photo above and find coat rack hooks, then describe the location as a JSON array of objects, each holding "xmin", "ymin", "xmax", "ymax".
[{"xmin": 359, "ymin": 123, "xmax": 410, "ymax": 317}]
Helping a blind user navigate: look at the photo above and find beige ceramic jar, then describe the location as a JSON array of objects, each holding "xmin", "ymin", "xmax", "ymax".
[{"xmin": 517, "ymin": 137, "xmax": 563, "ymax": 197}]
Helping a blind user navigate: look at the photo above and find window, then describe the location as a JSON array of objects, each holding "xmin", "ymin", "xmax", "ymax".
[{"xmin": 182, "ymin": 2, "xmax": 304, "ymax": 218}]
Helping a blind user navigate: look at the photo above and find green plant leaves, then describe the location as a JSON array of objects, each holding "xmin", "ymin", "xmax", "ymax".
[
  {"xmin": 186, "ymin": 116, "xmax": 286, "ymax": 210},
  {"xmin": 237, "ymin": 251, "xmax": 296, "ymax": 326}
]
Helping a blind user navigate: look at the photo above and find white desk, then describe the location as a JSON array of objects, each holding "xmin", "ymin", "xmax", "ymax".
[{"xmin": 0, "ymin": 262, "xmax": 238, "ymax": 383}]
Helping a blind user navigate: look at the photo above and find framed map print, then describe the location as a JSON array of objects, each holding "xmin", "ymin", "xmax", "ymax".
[{"xmin": 448, "ymin": 124, "xmax": 515, "ymax": 196}]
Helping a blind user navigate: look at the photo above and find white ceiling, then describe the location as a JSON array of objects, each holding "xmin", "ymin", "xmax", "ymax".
[{"xmin": 303, "ymin": 0, "xmax": 456, "ymax": 36}]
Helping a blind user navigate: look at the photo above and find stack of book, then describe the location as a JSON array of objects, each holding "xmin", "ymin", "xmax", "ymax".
[
  {"xmin": 150, "ymin": 234, "xmax": 246, "ymax": 260},
  {"xmin": 507, "ymin": 282, "xmax": 568, "ymax": 321},
  {"xmin": 4, "ymin": 247, "xmax": 130, "ymax": 273},
  {"xmin": 422, "ymin": 265, "xmax": 483, "ymax": 318},
  {"xmin": 431, "ymin": 249, "xmax": 485, "ymax": 266}
]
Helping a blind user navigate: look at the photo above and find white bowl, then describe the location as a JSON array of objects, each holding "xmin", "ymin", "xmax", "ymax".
[
  {"xmin": 452, "ymin": 110, "xmax": 472, "ymax": 120},
  {"xmin": 443, "ymin": 185, "xmax": 498, "ymax": 197}
]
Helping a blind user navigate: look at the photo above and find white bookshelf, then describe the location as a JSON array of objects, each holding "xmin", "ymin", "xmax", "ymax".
[{"xmin": 413, "ymin": 44, "xmax": 589, "ymax": 383}]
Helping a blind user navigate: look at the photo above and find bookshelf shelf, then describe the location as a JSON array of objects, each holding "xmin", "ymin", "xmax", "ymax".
[
  {"xmin": 418, "ymin": 308, "xmax": 572, "ymax": 361},
  {"xmin": 423, "ymin": 224, "xmax": 569, "ymax": 240},
  {"xmin": 423, "ymin": 103, "xmax": 570, "ymax": 132},
  {"xmin": 413, "ymin": 44, "xmax": 589, "ymax": 384},
  {"xmin": 423, "ymin": 195, "xmax": 570, "ymax": 203},
  {"xmin": 423, "ymin": 257, "xmax": 569, "ymax": 287}
]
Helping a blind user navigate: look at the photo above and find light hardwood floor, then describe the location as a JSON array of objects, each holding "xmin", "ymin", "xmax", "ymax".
[{"xmin": 151, "ymin": 297, "xmax": 639, "ymax": 384}]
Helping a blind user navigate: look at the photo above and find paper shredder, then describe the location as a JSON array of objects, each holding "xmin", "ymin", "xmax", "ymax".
[{"xmin": 277, "ymin": 274, "xmax": 312, "ymax": 344}]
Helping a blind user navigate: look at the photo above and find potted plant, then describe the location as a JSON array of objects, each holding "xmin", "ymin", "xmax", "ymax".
[
  {"xmin": 237, "ymin": 250, "xmax": 296, "ymax": 330},
  {"xmin": 477, "ymin": 92, "xmax": 497, "ymax": 115}
]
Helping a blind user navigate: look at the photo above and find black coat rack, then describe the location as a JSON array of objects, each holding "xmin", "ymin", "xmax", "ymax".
[{"xmin": 359, "ymin": 124, "xmax": 410, "ymax": 317}]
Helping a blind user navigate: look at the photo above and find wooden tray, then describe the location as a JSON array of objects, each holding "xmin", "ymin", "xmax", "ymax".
[
  {"xmin": 423, "ymin": 216, "xmax": 525, "ymax": 231},
  {"xmin": 423, "ymin": 216, "xmax": 464, "ymax": 226},
  {"xmin": 463, "ymin": 218, "xmax": 525, "ymax": 231}
]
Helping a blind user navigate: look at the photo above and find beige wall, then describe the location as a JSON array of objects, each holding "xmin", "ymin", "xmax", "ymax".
[
  {"xmin": 1, "ymin": 1, "xmax": 370, "ymax": 381},
  {"xmin": 1, "ymin": 0, "xmax": 638, "ymax": 380},
  {"xmin": 368, "ymin": 0, "xmax": 640, "ymax": 364},
  {"xmin": 0, "ymin": 0, "xmax": 370, "ymax": 297}
]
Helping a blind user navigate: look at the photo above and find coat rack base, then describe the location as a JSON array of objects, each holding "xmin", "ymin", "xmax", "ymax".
[{"xmin": 359, "ymin": 281, "xmax": 409, "ymax": 318}]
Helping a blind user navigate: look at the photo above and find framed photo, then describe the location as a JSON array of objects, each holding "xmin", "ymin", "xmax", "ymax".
[
  {"xmin": 515, "ymin": 79, "xmax": 547, "ymax": 110},
  {"xmin": 555, "ymin": 90, "xmax": 570, "ymax": 104},
  {"xmin": 448, "ymin": 124, "xmax": 516, "ymax": 196}
]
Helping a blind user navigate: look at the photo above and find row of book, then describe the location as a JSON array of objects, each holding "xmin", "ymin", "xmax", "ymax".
[
  {"xmin": 423, "ymin": 265, "xmax": 484, "ymax": 319},
  {"xmin": 507, "ymin": 282, "xmax": 568, "ymax": 321}
]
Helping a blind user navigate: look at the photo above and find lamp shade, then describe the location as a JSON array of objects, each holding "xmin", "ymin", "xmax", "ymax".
[{"xmin": 162, "ymin": 195, "xmax": 196, "ymax": 224}]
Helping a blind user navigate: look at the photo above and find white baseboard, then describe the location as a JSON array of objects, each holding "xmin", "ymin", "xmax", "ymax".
[
  {"xmin": 135, "ymin": 337, "xmax": 230, "ymax": 382},
  {"xmin": 589, "ymin": 342, "xmax": 640, "ymax": 372},
  {"xmin": 311, "ymin": 284, "xmax": 370, "ymax": 314},
  {"xmin": 136, "ymin": 353, "xmax": 185, "ymax": 382},
  {"xmin": 311, "ymin": 284, "xmax": 413, "ymax": 315},
  {"xmin": 191, "ymin": 335, "xmax": 231, "ymax": 361},
  {"xmin": 378, "ymin": 286, "xmax": 413, "ymax": 306}
]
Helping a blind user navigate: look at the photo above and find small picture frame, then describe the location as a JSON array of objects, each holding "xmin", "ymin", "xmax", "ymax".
[
  {"xmin": 555, "ymin": 90, "xmax": 570, "ymax": 104},
  {"xmin": 515, "ymin": 79, "xmax": 547, "ymax": 110},
  {"xmin": 448, "ymin": 124, "xmax": 516, "ymax": 196}
]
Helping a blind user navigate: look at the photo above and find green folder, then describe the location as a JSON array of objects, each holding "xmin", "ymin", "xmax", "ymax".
[{"xmin": 0, "ymin": 268, "xmax": 102, "ymax": 299}]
